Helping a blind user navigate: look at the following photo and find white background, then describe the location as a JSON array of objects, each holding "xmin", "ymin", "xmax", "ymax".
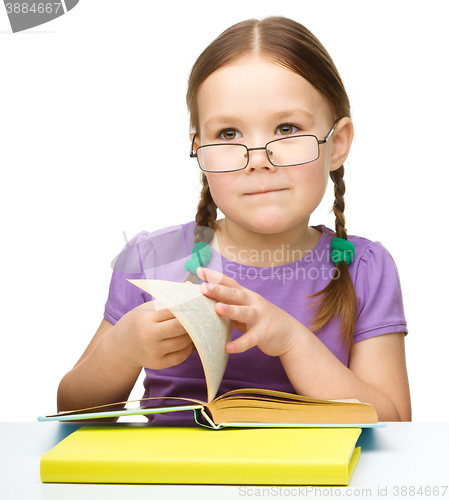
[{"xmin": 0, "ymin": 1, "xmax": 447, "ymax": 422}]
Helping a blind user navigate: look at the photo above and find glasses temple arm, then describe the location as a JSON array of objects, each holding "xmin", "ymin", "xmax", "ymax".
[
  {"xmin": 319, "ymin": 119, "xmax": 340, "ymax": 144},
  {"xmin": 190, "ymin": 133, "xmax": 197, "ymax": 158}
]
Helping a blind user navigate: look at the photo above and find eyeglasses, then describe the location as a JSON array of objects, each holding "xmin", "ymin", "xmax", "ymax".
[{"xmin": 190, "ymin": 120, "xmax": 339, "ymax": 173}]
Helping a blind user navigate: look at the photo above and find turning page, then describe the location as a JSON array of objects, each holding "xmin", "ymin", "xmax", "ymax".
[{"xmin": 128, "ymin": 279, "xmax": 233, "ymax": 402}]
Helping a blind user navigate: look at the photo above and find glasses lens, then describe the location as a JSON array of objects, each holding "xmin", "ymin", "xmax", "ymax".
[
  {"xmin": 197, "ymin": 144, "xmax": 247, "ymax": 172},
  {"xmin": 269, "ymin": 136, "xmax": 319, "ymax": 166}
]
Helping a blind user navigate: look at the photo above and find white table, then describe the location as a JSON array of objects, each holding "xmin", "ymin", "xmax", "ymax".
[{"xmin": 1, "ymin": 422, "xmax": 448, "ymax": 499}]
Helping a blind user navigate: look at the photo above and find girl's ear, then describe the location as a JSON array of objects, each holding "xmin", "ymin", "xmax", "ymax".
[{"xmin": 330, "ymin": 117, "xmax": 354, "ymax": 171}]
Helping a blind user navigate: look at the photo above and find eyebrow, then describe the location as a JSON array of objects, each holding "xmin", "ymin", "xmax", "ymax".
[
  {"xmin": 203, "ymin": 115, "xmax": 242, "ymax": 131},
  {"xmin": 270, "ymin": 108, "xmax": 316, "ymax": 123}
]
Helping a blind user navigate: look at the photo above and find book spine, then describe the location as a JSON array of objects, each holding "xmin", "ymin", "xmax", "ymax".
[{"xmin": 40, "ymin": 456, "xmax": 351, "ymax": 485}]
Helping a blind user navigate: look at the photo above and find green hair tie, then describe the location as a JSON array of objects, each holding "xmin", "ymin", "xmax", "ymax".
[
  {"xmin": 331, "ymin": 237, "xmax": 355, "ymax": 266},
  {"xmin": 184, "ymin": 242, "xmax": 212, "ymax": 275}
]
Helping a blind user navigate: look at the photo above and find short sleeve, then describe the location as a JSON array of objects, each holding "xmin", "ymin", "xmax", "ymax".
[
  {"xmin": 104, "ymin": 231, "xmax": 156, "ymax": 325},
  {"xmin": 103, "ymin": 223, "xmax": 196, "ymax": 325},
  {"xmin": 353, "ymin": 241, "xmax": 408, "ymax": 343}
]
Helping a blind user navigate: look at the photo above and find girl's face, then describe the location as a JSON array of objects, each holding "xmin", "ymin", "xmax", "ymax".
[{"xmin": 194, "ymin": 55, "xmax": 340, "ymax": 237}]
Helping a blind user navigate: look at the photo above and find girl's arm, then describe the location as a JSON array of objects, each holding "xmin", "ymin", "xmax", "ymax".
[
  {"xmin": 279, "ymin": 328, "xmax": 411, "ymax": 422},
  {"xmin": 57, "ymin": 318, "xmax": 141, "ymax": 414},
  {"xmin": 57, "ymin": 301, "xmax": 193, "ymax": 413},
  {"xmin": 349, "ymin": 332, "xmax": 411, "ymax": 420}
]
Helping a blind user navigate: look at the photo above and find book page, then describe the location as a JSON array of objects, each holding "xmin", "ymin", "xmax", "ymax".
[{"xmin": 128, "ymin": 279, "xmax": 233, "ymax": 403}]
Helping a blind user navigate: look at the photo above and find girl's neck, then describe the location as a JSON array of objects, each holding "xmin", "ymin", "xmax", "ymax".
[{"xmin": 211, "ymin": 218, "xmax": 322, "ymax": 267}]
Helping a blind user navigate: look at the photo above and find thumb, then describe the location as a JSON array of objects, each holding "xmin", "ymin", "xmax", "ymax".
[{"xmin": 226, "ymin": 332, "xmax": 257, "ymax": 354}]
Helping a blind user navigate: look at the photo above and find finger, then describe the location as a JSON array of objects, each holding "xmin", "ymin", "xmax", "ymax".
[
  {"xmin": 226, "ymin": 332, "xmax": 257, "ymax": 354},
  {"xmin": 196, "ymin": 266, "xmax": 223, "ymax": 284},
  {"xmin": 215, "ymin": 303, "xmax": 257, "ymax": 324},
  {"xmin": 157, "ymin": 317, "xmax": 189, "ymax": 339},
  {"xmin": 161, "ymin": 332, "xmax": 193, "ymax": 353},
  {"xmin": 201, "ymin": 281, "xmax": 247, "ymax": 305},
  {"xmin": 151, "ymin": 306, "xmax": 176, "ymax": 321},
  {"xmin": 197, "ymin": 267, "xmax": 241, "ymax": 288},
  {"xmin": 159, "ymin": 343, "xmax": 193, "ymax": 369}
]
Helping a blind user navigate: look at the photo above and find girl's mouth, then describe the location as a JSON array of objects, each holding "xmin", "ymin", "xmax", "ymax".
[{"xmin": 245, "ymin": 189, "xmax": 287, "ymax": 195}]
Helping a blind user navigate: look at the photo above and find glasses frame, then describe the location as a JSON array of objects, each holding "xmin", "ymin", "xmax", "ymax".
[{"xmin": 190, "ymin": 119, "xmax": 340, "ymax": 173}]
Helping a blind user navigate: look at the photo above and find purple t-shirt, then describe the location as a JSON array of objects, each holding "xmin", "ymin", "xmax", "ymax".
[{"xmin": 104, "ymin": 221, "xmax": 408, "ymax": 421}]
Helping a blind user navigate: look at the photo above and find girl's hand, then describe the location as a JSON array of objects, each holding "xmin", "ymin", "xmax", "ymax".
[
  {"xmin": 108, "ymin": 299, "xmax": 193, "ymax": 371},
  {"xmin": 198, "ymin": 267, "xmax": 301, "ymax": 356}
]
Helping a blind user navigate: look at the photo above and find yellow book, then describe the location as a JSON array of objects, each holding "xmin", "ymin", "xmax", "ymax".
[{"xmin": 40, "ymin": 426, "xmax": 362, "ymax": 486}]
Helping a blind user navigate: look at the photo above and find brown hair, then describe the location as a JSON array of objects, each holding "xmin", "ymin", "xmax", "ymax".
[{"xmin": 185, "ymin": 17, "xmax": 357, "ymax": 347}]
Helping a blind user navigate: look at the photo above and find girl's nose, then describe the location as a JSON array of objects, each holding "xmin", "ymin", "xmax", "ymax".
[{"xmin": 244, "ymin": 147, "xmax": 277, "ymax": 172}]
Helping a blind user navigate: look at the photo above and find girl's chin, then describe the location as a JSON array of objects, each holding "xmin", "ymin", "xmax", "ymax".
[{"xmin": 233, "ymin": 215, "xmax": 298, "ymax": 235}]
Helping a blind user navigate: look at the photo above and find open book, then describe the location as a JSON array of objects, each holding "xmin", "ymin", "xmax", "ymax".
[{"xmin": 38, "ymin": 279, "xmax": 384, "ymax": 429}]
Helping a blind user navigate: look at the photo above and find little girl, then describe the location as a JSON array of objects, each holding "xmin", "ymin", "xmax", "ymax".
[{"xmin": 57, "ymin": 17, "xmax": 411, "ymax": 422}]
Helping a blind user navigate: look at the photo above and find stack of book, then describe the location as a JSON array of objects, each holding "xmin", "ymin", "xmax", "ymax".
[{"xmin": 39, "ymin": 279, "xmax": 385, "ymax": 486}]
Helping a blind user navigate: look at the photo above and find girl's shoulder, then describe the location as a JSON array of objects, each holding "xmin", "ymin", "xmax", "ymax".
[
  {"xmin": 318, "ymin": 225, "xmax": 396, "ymax": 262},
  {"xmin": 131, "ymin": 220, "xmax": 196, "ymax": 253},
  {"xmin": 317, "ymin": 225, "xmax": 401, "ymax": 279},
  {"xmin": 113, "ymin": 221, "xmax": 196, "ymax": 275},
  {"xmin": 127, "ymin": 220, "xmax": 196, "ymax": 244},
  {"xmin": 319, "ymin": 226, "xmax": 406, "ymax": 336}
]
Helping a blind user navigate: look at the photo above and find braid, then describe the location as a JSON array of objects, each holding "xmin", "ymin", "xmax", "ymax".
[
  {"xmin": 185, "ymin": 173, "xmax": 218, "ymax": 284},
  {"xmin": 330, "ymin": 167, "xmax": 347, "ymax": 239},
  {"xmin": 309, "ymin": 166, "xmax": 358, "ymax": 347},
  {"xmin": 194, "ymin": 173, "xmax": 217, "ymax": 244}
]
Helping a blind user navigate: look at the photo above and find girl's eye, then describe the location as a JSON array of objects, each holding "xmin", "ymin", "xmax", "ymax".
[
  {"xmin": 219, "ymin": 129, "xmax": 242, "ymax": 140},
  {"xmin": 276, "ymin": 124, "xmax": 299, "ymax": 135}
]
